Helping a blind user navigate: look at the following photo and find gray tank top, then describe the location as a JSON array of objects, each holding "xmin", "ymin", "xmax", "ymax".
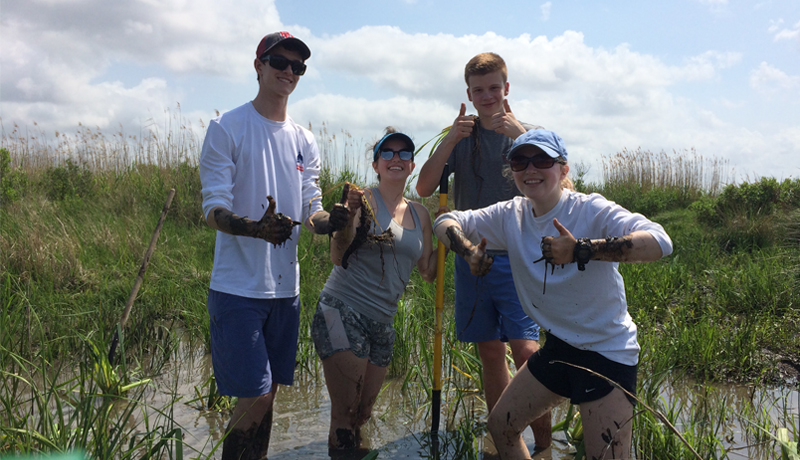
[{"xmin": 322, "ymin": 187, "xmax": 424, "ymax": 324}]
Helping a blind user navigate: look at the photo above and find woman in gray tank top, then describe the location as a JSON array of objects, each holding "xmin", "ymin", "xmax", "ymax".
[{"xmin": 311, "ymin": 128, "xmax": 438, "ymax": 453}]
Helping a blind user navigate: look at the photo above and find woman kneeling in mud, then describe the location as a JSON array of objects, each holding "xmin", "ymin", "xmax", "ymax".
[
  {"xmin": 434, "ymin": 129, "xmax": 673, "ymax": 460},
  {"xmin": 312, "ymin": 128, "xmax": 437, "ymax": 454}
]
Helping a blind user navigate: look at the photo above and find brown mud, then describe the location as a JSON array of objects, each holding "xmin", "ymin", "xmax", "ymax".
[
  {"xmin": 341, "ymin": 194, "xmax": 394, "ymax": 272},
  {"xmin": 221, "ymin": 410, "xmax": 274, "ymax": 460}
]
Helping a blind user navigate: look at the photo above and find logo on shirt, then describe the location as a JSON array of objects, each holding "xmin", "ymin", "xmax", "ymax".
[{"xmin": 296, "ymin": 151, "xmax": 304, "ymax": 172}]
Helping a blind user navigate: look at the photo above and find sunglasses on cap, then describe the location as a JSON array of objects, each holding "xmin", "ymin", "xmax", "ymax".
[
  {"xmin": 508, "ymin": 154, "xmax": 565, "ymax": 172},
  {"xmin": 260, "ymin": 54, "xmax": 307, "ymax": 76},
  {"xmin": 378, "ymin": 149, "xmax": 414, "ymax": 161}
]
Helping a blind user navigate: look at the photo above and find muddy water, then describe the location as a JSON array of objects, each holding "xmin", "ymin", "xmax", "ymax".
[{"xmin": 144, "ymin": 337, "xmax": 798, "ymax": 459}]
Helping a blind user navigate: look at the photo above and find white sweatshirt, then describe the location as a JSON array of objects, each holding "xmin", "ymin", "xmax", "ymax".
[
  {"xmin": 200, "ymin": 102, "xmax": 323, "ymax": 299},
  {"xmin": 435, "ymin": 189, "xmax": 673, "ymax": 365}
]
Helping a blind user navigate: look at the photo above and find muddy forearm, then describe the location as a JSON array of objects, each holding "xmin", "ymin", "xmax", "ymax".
[
  {"xmin": 330, "ymin": 210, "xmax": 358, "ymax": 265},
  {"xmin": 208, "ymin": 201, "xmax": 300, "ymax": 246},
  {"xmin": 434, "ymin": 219, "xmax": 472, "ymax": 257},
  {"xmin": 444, "ymin": 225, "xmax": 475, "ymax": 259},
  {"xmin": 442, "ymin": 224, "xmax": 492, "ymax": 276},
  {"xmin": 308, "ymin": 210, "xmax": 334, "ymax": 235},
  {"xmin": 587, "ymin": 231, "xmax": 663, "ymax": 263},
  {"xmin": 208, "ymin": 207, "xmax": 260, "ymax": 237}
]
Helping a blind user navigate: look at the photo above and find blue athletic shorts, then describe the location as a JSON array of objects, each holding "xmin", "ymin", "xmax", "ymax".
[
  {"xmin": 206, "ymin": 289, "xmax": 300, "ymax": 398},
  {"xmin": 454, "ymin": 253, "xmax": 539, "ymax": 343}
]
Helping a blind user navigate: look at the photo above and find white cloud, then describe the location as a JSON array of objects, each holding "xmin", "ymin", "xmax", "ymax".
[
  {"xmin": 288, "ymin": 28, "xmax": 783, "ymax": 182},
  {"xmin": 541, "ymin": 2, "xmax": 552, "ymax": 21},
  {"xmin": 0, "ymin": 0, "xmax": 289, "ymax": 135},
  {"xmin": 768, "ymin": 18, "xmax": 784, "ymax": 34},
  {"xmin": 718, "ymin": 98, "xmax": 745, "ymax": 109},
  {"xmin": 770, "ymin": 19, "xmax": 800, "ymax": 42},
  {"xmin": 1, "ymin": 1, "xmax": 797, "ymax": 184},
  {"xmin": 749, "ymin": 62, "xmax": 800, "ymax": 93},
  {"xmin": 313, "ymin": 29, "xmax": 738, "ymax": 102}
]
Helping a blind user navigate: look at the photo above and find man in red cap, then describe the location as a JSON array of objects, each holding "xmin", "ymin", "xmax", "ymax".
[{"xmin": 199, "ymin": 31, "xmax": 348, "ymax": 459}]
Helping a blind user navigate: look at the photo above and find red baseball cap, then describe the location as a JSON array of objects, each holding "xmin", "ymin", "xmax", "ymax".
[{"xmin": 256, "ymin": 31, "xmax": 311, "ymax": 61}]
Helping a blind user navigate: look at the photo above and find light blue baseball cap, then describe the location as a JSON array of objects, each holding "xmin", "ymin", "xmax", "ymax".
[{"xmin": 507, "ymin": 129, "xmax": 568, "ymax": 161}]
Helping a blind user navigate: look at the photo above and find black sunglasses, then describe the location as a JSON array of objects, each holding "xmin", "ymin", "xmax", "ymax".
[
  {"xmin": 378, "ymin": 149, "xmax": 414, "ymax": 161},
  {"xmin": 260, "ymin": 54, "xmax": 307, "ymax": 76},
  {"xmin": 508, "ymin": 154, "xmax": 564, "ymax": 172}
]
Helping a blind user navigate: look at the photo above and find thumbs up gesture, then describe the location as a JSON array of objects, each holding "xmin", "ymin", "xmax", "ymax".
[
  {"xmin": 446, "ymin": 102, "xmax": 476, "ymax": 143},
  {"xmin": 540, "ymin": 218, "xmax": 577, "ymax": 265},
  {"xmin": 255, "ymin": 195, "xmax": 302, "ymax": 246},
  {"xmin": 490, "ymin": 99, "xmax": 526, "ymax": 139}
]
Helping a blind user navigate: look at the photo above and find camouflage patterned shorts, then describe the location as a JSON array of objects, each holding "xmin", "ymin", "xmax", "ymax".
[{"xmin": 311, "ymin": 292, "xmax": 395, "ymax": 367}]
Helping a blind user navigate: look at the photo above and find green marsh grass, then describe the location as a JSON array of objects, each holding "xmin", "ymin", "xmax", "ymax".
[{"xmin": 1, "ymin": 117, "xmax": 799, "ymax": 458}]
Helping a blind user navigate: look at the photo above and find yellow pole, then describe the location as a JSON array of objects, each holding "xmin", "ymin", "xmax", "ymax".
[{"xmin": 431, "ymin": 164, "xmax": 449, "ymax": 441}]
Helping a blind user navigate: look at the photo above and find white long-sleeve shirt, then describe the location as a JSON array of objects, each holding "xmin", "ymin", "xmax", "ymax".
[
  {"xmin": 200, "ymin": 102, "xmax": 323, "ymax": 299},
  {"xmin": 435, "ymin": 189, "xmax": 673, "ymax": 365}
]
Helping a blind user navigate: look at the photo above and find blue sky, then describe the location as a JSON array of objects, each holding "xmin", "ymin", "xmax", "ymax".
[{"xmin": 2, "ymin": 0, "xmax": 799, "ymax": 184}]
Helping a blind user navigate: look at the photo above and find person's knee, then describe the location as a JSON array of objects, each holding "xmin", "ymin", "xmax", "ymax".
[
  {"xmin": 509, "ymin": 338, "xmax": 538, "ymax": 356},
  {"xmin": 487, "ymin": 407, "xmax": 516, "ymax": 442},
  {"xmin": 478, "ymin": 340, "xmax": 508, "ymax": 360},
  {"xmin": 230, "ymin": 392, "xmax": 275, "ymax": 428}
]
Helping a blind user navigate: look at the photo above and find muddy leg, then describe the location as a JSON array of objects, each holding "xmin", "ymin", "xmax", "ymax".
[
  {"xmin": 488, "ymin": 363, "xmax": 563, "ymax": 460},
  {"xmin": 252, "ymin": 409, "xmax": 274, "ymax": 459},
  {"xmin": 222, "ymin": 392, "xmax": 276, "ymax": 460},
  {"xmin": 509, "ymin": 339, "xmax": 552, "ymax": 450},
  {"xmin": 530, "ymin": 411, "xmax": 552, "ymax": 451},
  {"xmin": 332, "ymin": 427, "xmax": 360, "ymax": 450},
  {"xmin": 322, "ymin": 351, "xmax": 369, "ymax": 450},
  {"xmin": 221, "ymin": 409, "xmax": 274, "ymax": 460},
  {"xmin": 222, "ymin": 427, "xmax": 250, "ymax": 460}
]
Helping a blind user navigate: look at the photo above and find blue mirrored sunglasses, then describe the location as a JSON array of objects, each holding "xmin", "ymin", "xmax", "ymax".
[{"xmin": 378, "ymin": 149, "xmax": 414, "ymax": 161}]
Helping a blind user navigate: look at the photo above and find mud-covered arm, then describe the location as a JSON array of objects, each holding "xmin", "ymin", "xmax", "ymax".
[
  {"xmin": 306, "ymin": 208, "xmax": 350, "ymax": 235},
  {"xmin": 590, "ymin": 231, "xmax": 664, "ymax": 263},
  {"xmin": 306, "ymin": 210, "xmax": 333, "ymax": 235},
  {"xmin": 305, "ymin": 184, "xmax": 354, "ymax": 236},
  {"xmin": 433, "ymin": 217, "xmax": 492, "ymax": 276},
  {"xmin": 205, "ymin": 196, "xmax": 300, "ymax": 245},
  {"xmin": 542, "ymin": 218, "xmax": 666, "ymax": 266},
  {"xmin": 330, "ymin": 185, "xmax": 364, "ymax": 266}
]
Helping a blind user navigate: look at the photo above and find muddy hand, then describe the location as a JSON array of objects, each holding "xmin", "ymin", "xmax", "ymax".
[
  {"xmin": 468, "ymin": 237, "xmax": 493, "ymax": 276},
  {"xmin": 541, "ymin": 218, "xmax": 576, "ymax": 265},
  {"xmin": 327, "ymin": 183, "xmax": 352, "ymax": 234},
  {"xmin": 491, "ymin": 99, "xmax": 526, "ymax": 139},
  {"xmin": 434, "ymin": 205, "xmax": 451, "ymax": 219},
  {"xmin": 345, "ymin": 184, "xmax": 363, "ymax": 215},
  {"xmin": 256, "ymin": 195, "xmax": 301, "ymax": 245}
]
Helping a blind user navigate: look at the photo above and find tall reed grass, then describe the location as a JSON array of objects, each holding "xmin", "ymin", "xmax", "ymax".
[{"xmin": 593, "ymin": 147, "xmax": 730, "ymax": 216}]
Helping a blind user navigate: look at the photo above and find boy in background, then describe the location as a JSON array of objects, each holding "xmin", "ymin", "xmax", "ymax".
[{"xmin": 416, "ymin": 52, "xmax": 552, "ymax": 451}]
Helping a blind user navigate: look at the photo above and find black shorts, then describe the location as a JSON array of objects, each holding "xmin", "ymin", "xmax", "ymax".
[{"xmin": 527, "ymin": 333, "xmax": 637, "ymax": 406}]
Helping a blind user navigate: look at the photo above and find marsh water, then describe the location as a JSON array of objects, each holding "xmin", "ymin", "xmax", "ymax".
[{"xmin": 142, "ymin": 336, "xmax": 798, "ymax": 460}]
